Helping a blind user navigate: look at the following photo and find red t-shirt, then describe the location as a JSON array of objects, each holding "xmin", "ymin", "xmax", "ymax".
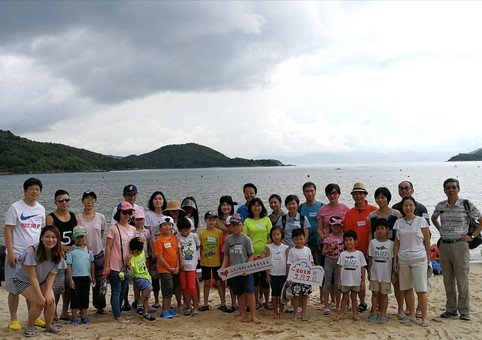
[{"xmin": 343, "ymin": 202, "xmax": 377, "ymax": 255}]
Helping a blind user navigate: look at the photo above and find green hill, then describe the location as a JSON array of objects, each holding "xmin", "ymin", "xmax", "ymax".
[
  {"xmin": 0, "ymin": 130, "xmax": 283, "ymax": 174},
  {"xmin": 448, "ymin": 148, "xmax": 482, "ymax": 161}
]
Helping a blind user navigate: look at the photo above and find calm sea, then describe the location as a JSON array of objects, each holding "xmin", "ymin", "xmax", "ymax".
[{"xmin": 1, "ymin": 162, "xmax": 481, "ymax": 261}]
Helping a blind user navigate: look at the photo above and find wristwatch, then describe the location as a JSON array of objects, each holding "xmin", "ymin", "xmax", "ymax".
[{"xmin": 470, "ymin": 235, "xmax": 475, "ymax": 239}]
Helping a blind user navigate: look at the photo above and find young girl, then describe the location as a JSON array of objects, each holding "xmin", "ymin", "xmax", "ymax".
[
  {"xmin": 321, "ymin": 216, "xmax": 344, "ymax": 315},
  {"xmin": 264, "ymin": 226, "xmax": 289, "ymax": 318},
  {"xmin": 268, "ymin": 194, "xmax": 284, "ymax": 225},
  {"xmin": 216, "ymin": 195, "xmax": 237, "ymax": 233},
  {"xmin": 67, "ymin": 226, "xmax": 95, "ymax": 325},
  {"xmin": 13, "ymin": 226, "xmax": 65, "ymax": 337},
  {"xmin": 287, "ymin": 228, "xmax": 313, "ymax": 321},
  {"xmin": 181, "ymin": 197, "xmax": 200, "ymax": 231}
]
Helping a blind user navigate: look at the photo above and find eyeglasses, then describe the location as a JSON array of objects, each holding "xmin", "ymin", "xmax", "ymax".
[
  {"xmin": 398, "ymin": 186, "xmax": 411, "ymax": 191},
  {"xmin": 121, "ymin": 210, "xmax": 133, "ymax": 216},
  {"xmin": 58, "ymin": 198, "xmax": 71, "ymax": 204}
]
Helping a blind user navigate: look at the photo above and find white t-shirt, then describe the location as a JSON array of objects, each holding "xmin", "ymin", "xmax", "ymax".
[
  {"xmin": 393, "ymin": 216, "xmax": 428, "ymax": 261},
  {"xmin": 337, "ymin": 250, "xmax": 367, "ymax": 286},
  {"xmin": 267, "ymin": 243, "xmax": 289, "ymax": 276},
  {"xmin": 287, "ymin": 246, "xmax": 313, "ymax": 265},
  {"xmin": 5, "ymin": 200, "xmax": 45, "ymax": 255},
  {"xmin": 368, "ymin": 239, "xmax": 393, "ymax": 283},
  {"xmin": 77, "ymin": 212, "xmax": 106, "ymax": 255},
  {"xmin": 177, "ymin": 233, "xmax": 200, "ymax": 271}
]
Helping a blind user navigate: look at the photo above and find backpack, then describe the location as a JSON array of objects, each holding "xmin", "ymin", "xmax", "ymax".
[{"xmin": 281, "ymin": 214, "xmax": 306, "ymax": 231}]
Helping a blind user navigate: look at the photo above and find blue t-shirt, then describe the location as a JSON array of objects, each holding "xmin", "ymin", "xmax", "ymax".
[
  {"xmin": 66, "ymin": 245, "xmax": 94, "ymax": 277},
  {"xmin": 299, "ymin": 201, "xmax": 323, "ymax": 246},
  {"xmin": 236, "ymin": 203, "xmax": 249, "ymax": 220}
]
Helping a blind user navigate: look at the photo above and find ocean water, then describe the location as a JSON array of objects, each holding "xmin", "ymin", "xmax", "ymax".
[{"xmin": 1, "ymin": 161, "xmax": 481, "ymax": 261}]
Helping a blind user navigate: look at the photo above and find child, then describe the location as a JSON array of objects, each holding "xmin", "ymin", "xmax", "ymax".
[
  {"xmin": 154, "ymin": 216, "xmax": 180, "ymax": 319},
  {"xmin": 67, "ymin": 226, "xmax": 95, "ymax": 325},
  {"xmin": 221, "ymin": 213, "xmax": 260, "ymax": 324},
  {"xmin": 220, "ymin": 216, "xmax": 237, "ymax": 313},
  {"xmin": 334, "ymin": 230, "xmax": 367, "ymax": 321},
  {"xmin": 177, "ymin": 217, "xmax": 201, "ymax": 316},
  {"xmin": 368, "ymin": 219, "xmax": 393, "ymax": 324},
  {"xmin": 129, "ymin": 237, "xmax": 156, "ymax": 321},
  {"xmin": 264, "ymin": 226, "xmax": 289, "ymax": 319},
  {"xmin": 199, "ymin": 211, "xmax": 226, "ymax": 311},
  {"xmin": 321, "ymin": 216, "xmax": 344, "ymax": 315},
  {"xmin": 132, "ymin": 209, "xmax": 151, "ymax": 310},
  {"xmin": 287, "ymin": 228, "xmax": 313, "ymax": 321}
]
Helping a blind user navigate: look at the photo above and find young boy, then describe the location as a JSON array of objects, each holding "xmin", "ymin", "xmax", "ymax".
[
  {"xmin": 368, "ymin": 219, "xmax": 393, "ymax": 323},
  {"xmin": 130, "ymin": 237, "xmax": 156, "ymax": 321},
  {"xmin": 154, "ymin": 216, "xmax": 180, "ymax": 319},
  {"xmin": 221, "ymin": 213, "xmax": 259, "ymax": 324},
  {"xmin": 334, "ymin": 230, "xmax": 367, "ymax": 321},
  {"xmin": 67, "ymin": 226, "xmax": 95, "ymax": 325},
  {"xmin": 199, "ymin": 211, "xmax": 226, "ymax": 311},
  {"xmin": 177, "ymin": 217, "xmax": 201, "ymax": 316},
  {"xmin": 132, "ymin": 209, "xmax": 151, "ymax": 309}
]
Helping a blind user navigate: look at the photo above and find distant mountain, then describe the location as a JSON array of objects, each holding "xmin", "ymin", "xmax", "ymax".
[
  {"xmin": 0, "ymin": 130, "xmax": 283, "ymax": 174},
  {"xmin": 448, "ymin": 148, "xmax": 482, "ymax": 161}
]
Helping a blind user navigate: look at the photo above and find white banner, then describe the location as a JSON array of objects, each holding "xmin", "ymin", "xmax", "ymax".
[
  {"xmin": 217, "ymin": 258, "xmax": 273, "ymax": 280},
  {"xmin": 287, "ymin": 259, "xmax": 324, "ymax": 287}
]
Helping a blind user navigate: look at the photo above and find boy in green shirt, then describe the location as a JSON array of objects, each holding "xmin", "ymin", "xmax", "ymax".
[{"xmin": 129, "ymin": 238, "xmax": 155, "ymax": 321}]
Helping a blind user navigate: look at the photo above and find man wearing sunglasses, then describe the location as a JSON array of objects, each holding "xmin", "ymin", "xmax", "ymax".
[{"xmin": 45, "ymin": 189, "xmax": 81, "ymax": 322}]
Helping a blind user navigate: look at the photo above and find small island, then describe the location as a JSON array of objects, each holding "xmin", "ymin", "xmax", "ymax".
[
  {"xmin": 448, "ymin": 148, "xmax": 482, "ymax": 162},
  {"xmin": 0, "ymin": 130, "xmax": 284, "ymax": 175}
]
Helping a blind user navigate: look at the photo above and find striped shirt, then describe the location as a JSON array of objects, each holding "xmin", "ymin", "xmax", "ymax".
[{"xmin": 432, "ymin": 199, "xmax": 481, "ymax": 240}]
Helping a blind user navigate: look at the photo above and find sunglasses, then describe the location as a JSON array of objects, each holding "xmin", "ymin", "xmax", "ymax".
[
  {"xmin": 121, "ymin": 210, "xmax": 134, "ymax": 216},
  {"xmin": 58, "ymin": 198, "xmax": 71, "ymax": 204}
]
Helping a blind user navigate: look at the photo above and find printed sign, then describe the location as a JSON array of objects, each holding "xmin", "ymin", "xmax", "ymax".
[
  {"xmin": 287, "ymin": 259, "xmax": 324, "ymax": 286},
  {"xmin": 217, "ymin": 258, "xmax": 273, "ymax": 280}
]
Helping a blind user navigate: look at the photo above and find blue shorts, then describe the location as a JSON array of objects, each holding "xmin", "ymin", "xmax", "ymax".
[
  {"xmin": 134, "ymin": 278, "xmax": 152, "ymax": 292},
  {"xmin": 231, "ymin": 274, "xmax": 254, "ymax": 296}
]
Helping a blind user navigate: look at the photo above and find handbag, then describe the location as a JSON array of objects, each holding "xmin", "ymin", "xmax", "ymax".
[
  {"xmin": 463, "ymin": 200, "xmax": 482, "ymax": 250},
  {"xmin": 116, "ymin": 224, "xmax": 133, "ymax": 280}
]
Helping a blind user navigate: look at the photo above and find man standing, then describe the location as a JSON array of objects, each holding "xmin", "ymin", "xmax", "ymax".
[
  {"xmin": 236, "ymin": 183, "xmax": 257, "ymax": 220},
  {"xmin": 4, "ymin": 178, "xmax": 46, "ymax": 330},
  {"xmin": 431, "ymin": 178, "xmax": 482, "ymax": 321},
  {"xmin": 45, "ymin": 189, "xmax": 80, "ymax": 321},
  {"xmin": 392, "ymin": 181, "xmax": 430, "ymax": 224},
  {"xmin": 299, "ymin": 182, "xmax": 324, "ymax": 266},
  {"xmin": 343, "ymin": 182, "xmax": 377, "ymax": 313}
]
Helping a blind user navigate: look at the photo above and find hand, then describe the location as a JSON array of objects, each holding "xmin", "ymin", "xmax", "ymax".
[
  {"xmin": 462, "ymin": 235, "xmax": 472, "ymax": 242},
  {"xmin": 39, "ymin": 296, "xmax": 47, "ymax": 307},
  {"xmin": 103, "ymin": 265, "xmax": 111, "ymax": 277},
  {"xmin": 337, "ymin": 282, "xmax": 341, "ymax": 289},
  {"xmin": 69, "ymin": 279, "xmax": 75, "ymax": 289},
  {"xmin": 242, "ymin": 271, "xmax": 248, "ymax": 276},
  {"xmin": 44, "ymin": 291, "xmax": 55, "ymax": 306},
  {"xmin": 266, "ymin": 275, "xmax": 271, "ymax": 284},
  {"xmin": 91, "ymin": 277, "xmax": 96, "ymax": 287},
  {"xmin": 7, "ymin": 253, "xmax": 17, "ymax": 267}
]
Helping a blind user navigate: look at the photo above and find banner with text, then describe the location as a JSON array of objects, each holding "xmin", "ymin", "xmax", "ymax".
[
  {"xmin": 287, "ymin": 259, "xmax": 324, "ymax": 286},
  {"xmin": 217, "ymin": 258, "xmax": 273, "ymax": 280}
]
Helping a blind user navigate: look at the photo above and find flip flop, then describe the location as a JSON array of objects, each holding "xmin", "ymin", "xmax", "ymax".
[
  {"xmin": 33, "ymin": 318, "xmax": 46, "ymax": 328},
  {"xmin": 44, "ymin": 324, "xmax": 61, "ymax": 334},
  {"xmin": 8, "ymin": 320, "xmax": 21, "ymax": 330},
  {"xmin": 357, "ymin": 303, "xmax": 367, "ymax": 313}
]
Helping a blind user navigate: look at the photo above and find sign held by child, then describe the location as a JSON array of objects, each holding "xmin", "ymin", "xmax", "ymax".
[
  {"xmin": 218, "ymin": 258, "xmax": 272, "ymax": 280},
  {"xmin": 287, "ymin": 259, "xmax": 324, "ymax": 286}
]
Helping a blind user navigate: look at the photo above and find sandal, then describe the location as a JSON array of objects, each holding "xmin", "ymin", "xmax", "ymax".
[
  {"xmin": 44, "ymin": 324, "xmax": 61, "ymax": 334},
  {"xmin": 357, "ymin": 303, "xmax": 367, "ymax": 313},
  {"xmin": 8, "ymin": 320, "xmax": 21, "ymax": 330},
  {"xmin": 24, "ymin": 326, "xmax": 37, "ymax": 337},
  {"xmin": 70, "ymin": 318, "xmax": 79, "ymax": 326},
  {"xmin": 198, "ymin": 305, "xmax": 211, "ymax": 312},
  {"xmin": 420, "ymin": 320, "xmax": 430, "ymax": 327},
  {"xmin": 219, "ymin": 305, "xmax": 228, "ymax": 312},
  {"xmin": 151, "ymin": 303, "xmax": 161, "ymax": 309},
  {"xmin": 137, "ymin": 307, "xmax": 145, "ymax": 316},
  {"xmin": 415, "ymin": 311, "xmax": 423, "ymax": 319},
  {"xmin": 184, "ymin": 309, "xmax": 193, "ymax": 316},
  {"xmin": 301, "ymin": 315, "xmax": 309, "ymax": 322},
  {"xmin": 96, "ymin": 309, "xmax": 109, "ymax": 315},
  {"xmin": 80, "ymin": 317, "xmax": 91, "ymax": 324},
  {"xmin": 143, "ymin": 313, "xmax": 156, "ymax": 321},
  {"xmin": 323, "ymin": 308, "xmax": 330, "ymax": 315},
  {"xmin": 33, "ymin": 318, "xmax": 46, "ymax": 328}
]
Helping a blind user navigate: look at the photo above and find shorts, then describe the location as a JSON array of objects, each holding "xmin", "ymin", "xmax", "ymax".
[
  {"xmin": 339, "ymin": 285, "xmax": 360, "ymax": 293},
  {"xmin": 253, "ymin": 271, "xmax": 270, "ymax": 289},
  {"xmin": 134, "ymin": 278, "xmax": 153, "ymax": 292},
  {"xmin": 369, "ymin": 280, "xmax": 391, "ymax": 294},
  {"xmin": 4, "ymin": 256, "xmax": 21, "ymax": 294},
  {"xmin": 231, "ymin": 274, "xmax": 254, "ymax": 296},
  {"xmin": 309, "ymin": 245, "xmax": 324, "ymax": 267},
  {"xmin": 269, "ymin": 275, "xmax": 286, "ymax": 297},
  {"xmin": 291, "ymin": 282, "xmax": 312, "ymax": 296},
  {"xmin": 201, "ymin": 266, "xmax": 221, "ymax": 281},
  {"xmin": 160, "ymin": 273, "xmax": 180, "ymax": 298},
  {"xmin": 13, "ymin": 278, "xmax": 30, "ymax": 294},
  {"xmin": 53, "ymin": 269, "xmax": 71, "ymax": 296},
  {"xmin": 398, "ymin": 257, "xmax": 428, "ymax": 292},
  {"xmin": 179, "ymin": 271, "xmax": 197, "ymax": 296}
]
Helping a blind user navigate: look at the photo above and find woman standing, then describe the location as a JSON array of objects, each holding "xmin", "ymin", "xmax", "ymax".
[
  {"xmin": 243, "ymin": 198, "xmax": 272, "ymax": 309},
  {"xmin": 393, "ymin": 196, "xmax": 431, "ymax": 327},
  {"xmin": 104, "ymin": 202, "xmax": 137, "ymax": 323},
  {"xmin": 317, "ymin": 184, "xmax": 350, "ymax": 239},
  {"xmin": 268, "ymin": 194, "xmax": 284, "ymax": 225},
  {"xmin": 76, "ymin": 191, "xmax": 107, "ymax": 314},
  {"xmin": 13, "ymin": 226, "xmax": 65, "ymax": 336}
]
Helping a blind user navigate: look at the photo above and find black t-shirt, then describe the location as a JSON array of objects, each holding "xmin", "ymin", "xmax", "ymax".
[{"xmin": 49, "ymin": 211, "xmax": 77, "ymax": 246}]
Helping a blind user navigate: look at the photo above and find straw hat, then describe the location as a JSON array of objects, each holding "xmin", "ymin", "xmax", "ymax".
[
  {"xmin": 350, "ymin": 182, "xmax": 368, "ymax": 195},
  {"xmin": 163, "ymin": 200, "xmax": 185, "ymax": 212}
]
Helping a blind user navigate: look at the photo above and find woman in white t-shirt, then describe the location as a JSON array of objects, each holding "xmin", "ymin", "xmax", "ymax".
[{"xmin": 393, "ymin": 196, "xmax": 431, "ymax": 327}]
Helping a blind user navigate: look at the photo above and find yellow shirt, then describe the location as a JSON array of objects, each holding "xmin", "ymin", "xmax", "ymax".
[{"xmin": 199, "ymin": 227, "xmax": 223, "ymax": 267}]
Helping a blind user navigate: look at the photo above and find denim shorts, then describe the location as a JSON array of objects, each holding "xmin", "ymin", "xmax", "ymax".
[{"xmin": 134, "ymin": 278, "xmax": 153, "ymax": 292}]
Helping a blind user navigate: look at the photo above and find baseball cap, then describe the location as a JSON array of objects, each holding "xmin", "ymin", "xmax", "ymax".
[
  {"xmin": 123, "ymin": 184, "xmax": 138, "ymax": 195},
  {"xmin": 133, "ymin": 209, "xmax": 145, "ymax": 219},
  {"xmin": 159, "ymin": 216, "xmax": 174, "ymax": 225},
  {"xmin": 226, "ymin": 213, "xmax": 243, "ymax": 225},
  {"xmin": 72, "ymin": 225, "xmax": 87, "ymax": 238},
  {"xmin": 116, "ymin": 201, "xmax": 134, "ymax": 212},
  {"xmin": 204, "ymin": 210, "xmax": 218, "ymax": 219},
  {"xmin": 82, "ymin": 191, "xmax": 97, "ymax": 200}
]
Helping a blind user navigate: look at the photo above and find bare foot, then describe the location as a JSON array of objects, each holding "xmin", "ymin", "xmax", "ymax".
[
  {"xmin": 352, "ymin": 314, "xmax": 359, "ymax": 321},
  {"xmin": 251, "ymin": 317, "xmax": 261, "ymax": 324},
  {"xmin": 240, "ymin": 316, "xmax": 250, "ymax": 323}
]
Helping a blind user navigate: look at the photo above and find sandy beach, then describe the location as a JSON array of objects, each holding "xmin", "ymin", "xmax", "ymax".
[{"xmin": 1, "ymin": 263, "xmax": 481, "ymax": 339}]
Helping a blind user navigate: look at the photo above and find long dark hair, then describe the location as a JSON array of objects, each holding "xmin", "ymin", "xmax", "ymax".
[
  {"xmin": 181, "ymin": 196, "xmax": 199, "ymax": 229},
  {"xmin": 37, "ymin": 225, "xmax": 63, "ymax": 264},
  {"xmin": 148, "ymin": 191, "xmax": 167, "ymax": 212},
  {"xmin": 248, "ymin": 198, "xmax": 268, "ymax": 219}
]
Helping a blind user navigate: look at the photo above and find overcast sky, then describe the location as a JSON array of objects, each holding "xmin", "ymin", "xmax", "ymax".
[{"xmin": 1, "ymin": 1, "xmax": 481, "ymax": 163}]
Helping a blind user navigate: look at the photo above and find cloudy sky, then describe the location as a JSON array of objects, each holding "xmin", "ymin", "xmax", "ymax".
[{"xmin": 1, "ymin": 1, "xmax": 481, "ymax": 163}]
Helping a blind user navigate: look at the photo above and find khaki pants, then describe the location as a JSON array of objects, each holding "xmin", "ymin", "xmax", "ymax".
[{"xmin": 439, "ymin": 241, "xmax": 470, "ymax": 314}]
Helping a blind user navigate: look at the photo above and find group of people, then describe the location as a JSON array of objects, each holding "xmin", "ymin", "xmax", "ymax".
[{"xmin": 2, "ymin": 177, "xmax": 481, "ymax": 336}]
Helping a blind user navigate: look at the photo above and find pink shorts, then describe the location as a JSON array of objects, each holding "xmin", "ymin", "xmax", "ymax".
[{"xmin": 179, "ymin": 271, "xmax": 197, "ymax": 296}]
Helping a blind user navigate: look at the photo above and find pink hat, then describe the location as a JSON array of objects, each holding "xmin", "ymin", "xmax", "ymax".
[
  {"xmin": 116, "ymin": 201, "xmax": 134, "ymax": 212},
  {"xmin": 133, "ymin": 209, "xmax": 145, "ymax": 219}
]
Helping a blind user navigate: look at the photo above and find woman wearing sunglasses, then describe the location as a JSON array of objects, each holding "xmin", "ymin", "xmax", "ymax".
[{"xmin": 104, "ymin": 201, "xmax": 138, "ymax": 323}]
